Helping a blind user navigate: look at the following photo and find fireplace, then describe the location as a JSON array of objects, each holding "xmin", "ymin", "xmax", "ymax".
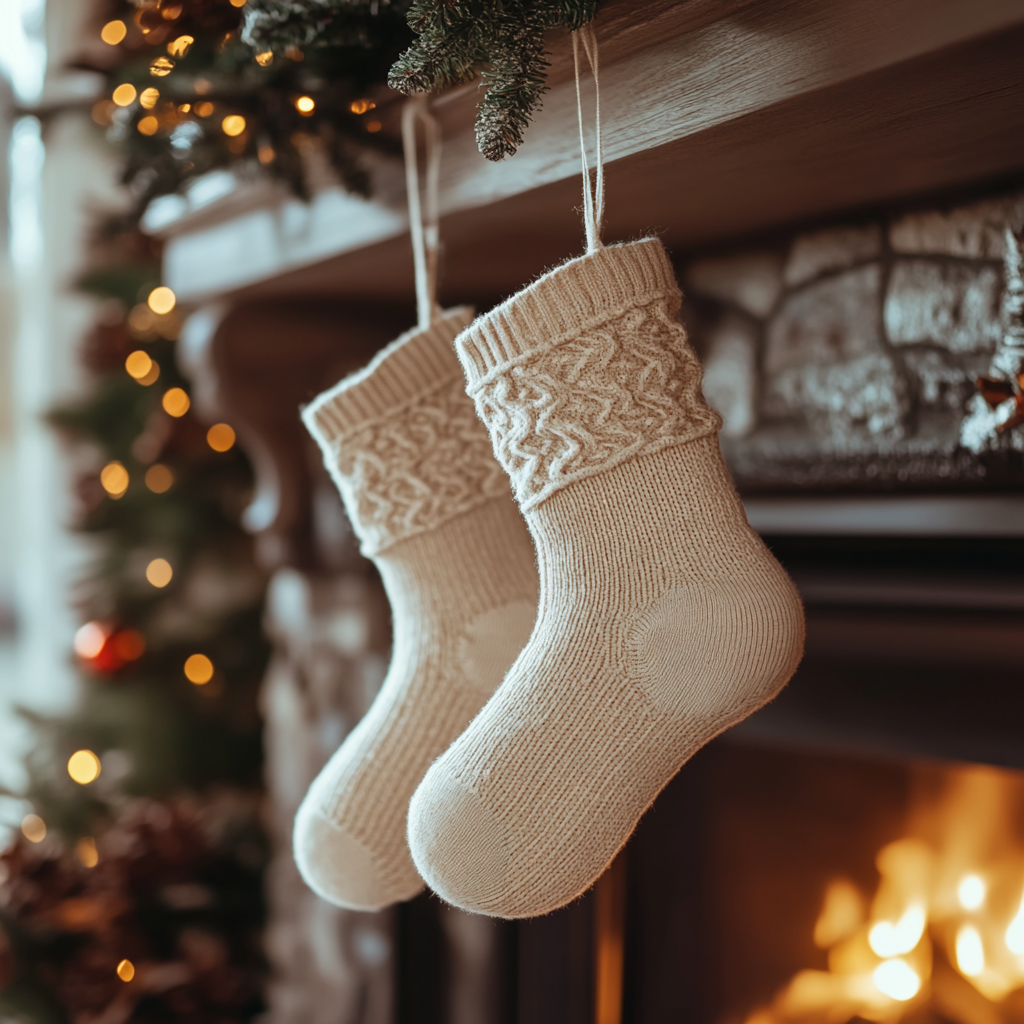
[{"xmin": 391, "ymin": 529, "xmax": 1024, "ymax": 1024}]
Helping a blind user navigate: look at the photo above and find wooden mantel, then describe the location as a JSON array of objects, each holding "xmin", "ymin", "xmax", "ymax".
[{"xmin": 152, "ymin": 0, "xmax": 1024, "ymax": 305}]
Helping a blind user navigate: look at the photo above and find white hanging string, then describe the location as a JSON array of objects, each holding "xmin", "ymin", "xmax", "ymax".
[
  {"xmin": 402, "ymin": 94, "xmax": 443, "ymax": 330},
  {"xmin": 572, "ymin": 22, "xmax": 604, "ymax": 253}
]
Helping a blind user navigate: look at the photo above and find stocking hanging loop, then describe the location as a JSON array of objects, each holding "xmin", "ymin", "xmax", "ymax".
[
  {"xmin": 572, "ymin": 22, "xmax": 604, "ymax": 254},
  {"xmin": 402, "ymin": 94, "xmax": 443, "ymax": 330}
]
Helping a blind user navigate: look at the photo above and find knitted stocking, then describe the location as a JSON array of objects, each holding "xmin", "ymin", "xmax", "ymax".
[
  {"xmin": 297, "ymin": 307, "xmax": 539, "ymax": 910},
  {"xmin": 407, "ymin": 241, "xmax": 804, "ymax": 918}
]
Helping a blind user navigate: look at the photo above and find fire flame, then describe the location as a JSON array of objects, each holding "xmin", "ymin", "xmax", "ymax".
[{"xmin": 743, "ymin": 763, "xmax": 1024, "ymax": 1023}]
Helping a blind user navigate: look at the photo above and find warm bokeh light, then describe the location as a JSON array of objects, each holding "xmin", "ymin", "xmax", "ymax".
[
  {"xmin": 162, "ymin": 3, "xmax": 183, "ymax": 17},
  {"xmin": 867, "ymin": 905, "xmax": 926, "ymax": 957},
  {"xmin": 92, "ymin": 100, "xmax": 116, "ymax": 126},
  {"xmin": 148, "ymin": 286, "xmax": 176, "ymax": 314},
  {"xmin": 112, "ymin": 83, "xmax": 137, "ymax": 107},
  {"xmin": 138, "ymin": 116, "xmax": 159, "ymax": 136},
  {"xmin": 178, "ymin": 102, "xmax": 191, "ymax": 114},
  {"xmin": 68, "ymin": 749, "xmax": 102, "ymax": 785},
  {"xmin": 146, "ymin": 558, "xmax": 173, "ymax": 588},
  {"xmin": 958, "ymin": 874, "xmax": 986, "ymax": 911},
  {"xmin": 255, "ymin": 50, "xmax": 273, "ymax": 66},
  {"xmin": 184, "ymin": 653, "xmax": 214, "ymax": 685},
  {"xmin": 258, "ymin": 144, "xmax": 275, "ymax": 165},
  {"xmin": 350, "ymin": 98, "xmax": 375, "ymax": 114},
  {"xmin": 366, "ymin": 120, "xmax": 382, "ymax": 133},
  {"xmin": 145, "ymin": 464, "xmax": 174, "ymax": 493},
  {"xmin": 956, "ymin": 924, "xmax": 985, "ymax": 977},
  {"xmin": 74, "ymin": 621, "xmax": 108, "ymax": 659},
  {"xmin": 295, "ymin": 95, "xmax": 315, "ymax": 114},
  {"xmin": 100, "ymin": 461, "xmax": 130, "ymax": 497},
  {"xmin": 116, "ymin": 959, "xmax": 135, "ymax": 982},
  {"xmin": 21, "ymin": 814, "xmax": 46, "ymax": 843},
  {"xmin": 162, "ymin": 387, "xmax": 190, "ymax": 417},
  {"xmin": 128, "ymin": 303, "xmax": 156, "ymax": 335},
  {"xmin": 167, "ymin": 34, "xmax": 194, "ymax": 58},
  {"xmin": 207, "ymin": 423, "xmax": 236, "ymax": 452},
  {"xmin": 872, "ymin": 959, "xmax": 921, "ymax": 1002},
  {"xmin": 222, "ymin": 115, "xmax": 246, "ymax": 137},
  {"xmin": 112, "ymin": 630, "xmax": 146, "ymax": 662},
  {"xmin": 150, "ymin": 56, "xmax": 175, "ymax": 77},
  {"xmin": 195, "ymin": 100, "xmax": 214, "ymax": 117},
  {"xmin": 139, "ymin": 87, "xmax": 160, "ymax": 109},
  {"xmin": 125, "ymin": 350, "xmax": 153, "ymax": 380},
  {"xmin": 229, "ymin": 0, "xmax": 247, "ymax": 6},
  {"xmin": 76, "ymin": 837, "xmax": 99, "ymax": 868},
  {"xmin": 1008, "ymin": 889, "xmax": 1024, "ymax": 954},
  {"xmin": 101, "ymin": 20, "xmax": 127, "ymax": 45}
]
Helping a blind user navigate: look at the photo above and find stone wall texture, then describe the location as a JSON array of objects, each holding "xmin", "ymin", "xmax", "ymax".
[{"xmin": 682, "ymin": 184, "xmax": 1024, "ymax": 491}]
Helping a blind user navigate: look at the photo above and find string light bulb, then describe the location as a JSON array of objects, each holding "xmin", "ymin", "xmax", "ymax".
[
  {"xmin": 207, "ymin": 424, "xmax": 236, "ymax": 451},
  {"xmin": 101, "ymin": 20, "xmax": 127, "ymax": 45},
  {"xmin": 21, "ymin": 814, "xmax": 46, "ymax": 843},
  {"xmin": 162, "ymin": 388, "xmax": 190, "ymax": 417},
  {"xmin": 145, "ymin": 465, "xmax": 174, "ymax": 494},
  {"xmin": 112, "ymin": 83, "xmax": 137, "ymax": 107},
  {"xmin": 100, "ymin": 461, "xmax": 130, "ymax": 498},
  {"xmin": 184, "ymin": 654, "xmax": 214, "ymax": 685},
  {"xmin": 295, "ymin": 95, "xmax": 315, "ymax": 114},
  {"xmin": 150, "ymin": 56, "xmax": 175, "ymax": 77},
  {"xmin": 146, "ymin": 558, "xmax": 173, "ymax": 588},
  {"xmin": 147, "ymin": 286, "xmax": 176, "ymax": 314},
  {"xmin": 68, "ymin": 750, "xmax": 102, "ymax": 785},
  {"xmin": 255, "ymin": 51, "xmax": 273, "ymax": 66},
  {"xmin": 116, "ymin": 959, "xmax": 135, "ymax": 982},
  {"xmin": 139, "ymin": 88, "xmax": 160, "ymax": 110},
  {"xmin": 76, "ymin": 837, "xmax": 99, "ymax": 868}
]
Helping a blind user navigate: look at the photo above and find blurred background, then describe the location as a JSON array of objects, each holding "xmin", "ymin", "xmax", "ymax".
[{"xmin": 0, "ymin": 2, "xmax": 1022, "ymax": 1023}]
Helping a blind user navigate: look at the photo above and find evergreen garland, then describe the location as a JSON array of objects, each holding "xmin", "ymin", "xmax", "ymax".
[
  {"xmin": 81, "ymin": 0, "xmax": 412, "ymax": 219},
  {"xmin": 0, "ymin": 223, "xmax": 271, "ymax": 1022},
  {"xmin": 388, "ymin": 0, "xmax": 601, "ymax": 160}
]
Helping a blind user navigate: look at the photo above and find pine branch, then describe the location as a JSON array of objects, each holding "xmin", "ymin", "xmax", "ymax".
[{"xmin": 388, "ymin": 0, "xmax": 601, "ymax": 161}]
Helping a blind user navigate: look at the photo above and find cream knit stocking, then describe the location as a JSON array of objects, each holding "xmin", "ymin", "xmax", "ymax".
[
  {"xmin": 297, "ymin": 307, "xmax": 539, "ymax": 910},
  {"xmin": 407, "ymin": 240, "xmax": 805, "ymax": 918}
]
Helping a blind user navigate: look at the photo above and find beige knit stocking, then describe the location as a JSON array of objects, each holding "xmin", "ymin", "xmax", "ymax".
[
  {"xmin": 407, "ymin": 240, "xmax": 805, "ymax": 918},
  {"xmin": 297, "ymin": 307, "xmax": 539, "ymax": 910}
]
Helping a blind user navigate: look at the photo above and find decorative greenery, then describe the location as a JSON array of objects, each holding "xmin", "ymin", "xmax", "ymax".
[
  {"xmin": 81, "ymin": 0, "xmax": 412, "ymax": 219},
  {"xmin": 79, "ymin": 0, "xmax": 601, "ymax": 222},
  {"xmin": 0, "ymin": 222, "xmax": 271, "ymax": 1021},
  {"xmin": 388, "ymin": 0, "xmax": 601, "ymax": 160}
]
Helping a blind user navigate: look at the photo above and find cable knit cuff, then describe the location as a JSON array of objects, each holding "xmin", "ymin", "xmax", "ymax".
[
  {"xmin": 304, "ymin": 307, "xmax": 511, "ymax": 556},
  {"xmin": 305, "ymin": 306, "xmax": 474, "ymax": 443},
  {"xmin": 456, "ymin": 239, "xmax": 678, "ymax": 386},
  {"xmin": 454, "ymin": 239, "xmax": 721, "ymax": 512}
]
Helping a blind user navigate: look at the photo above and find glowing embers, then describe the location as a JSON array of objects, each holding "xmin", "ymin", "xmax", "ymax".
[{"xmin": 744, "ymin": 764, "xmax": 1024, "ymax": 1023}]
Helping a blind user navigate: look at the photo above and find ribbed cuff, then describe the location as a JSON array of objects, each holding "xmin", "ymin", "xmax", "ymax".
[
  {"xmin": 455, "ymin": 239, "xmax": 678, "ymax": 387},
  {"xmin": 304, "ymin": 306, "xmax": 475, "ymax": 444}
]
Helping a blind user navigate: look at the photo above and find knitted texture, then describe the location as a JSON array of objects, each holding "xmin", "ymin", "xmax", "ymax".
[
  {"xmin": 305, "ymin": 307, "xmax": 510, "ymax": 555},
  {"xmin": 457, "ymin": 238, "xmax": 721, "ymax": 510},
  {"xmin": 298, "ymin": 311, "xmax": 539, "ymax": 910},
  {"xmin": 408, "ymin": 240, "xmax": 805, "ymax": 918}
]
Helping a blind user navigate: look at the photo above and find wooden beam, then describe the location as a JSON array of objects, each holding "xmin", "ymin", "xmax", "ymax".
[{"xmin": 160, "ymin": 0, "xmax": 1024, "ymax": 302}]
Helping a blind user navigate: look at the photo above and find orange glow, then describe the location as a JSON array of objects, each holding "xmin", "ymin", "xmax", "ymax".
[
  {"xmin": 150, "ymin": 56, "xmax": 175, "ymax": 77},
  {"xmin": 255, "ymin": 50, "xmax": 273, "ymax": 67},
  {"xmin": 112, "ymin": 83, "xmax": 137, "ymax": 107},
  {"xmin": 100, "ymin": 461, "xmax": 129, "ymax": 497},
  {"xmin": 222, "ymin": 115, "xmax": 246, "ymax": 137},
  {"xmin": 101, "ymin": 20, "xmax": 127, "ymax": 45},
  {"xmin": 146, "ymin": 558, "xmax": 173, "ymax": 588},
  {"xmin": 184, "ymin": 653, "xmax": 214, "ymax": 685},
  {"xmin": 162, "ymin": 387, "xmax": 190, "ymax": 417},
  {"xmin": 148, "ymin": 286, "xmax": 176, "ymax": 314},
  {"xmin": 68, "ymin": 750, "xmax": 102, "ymax": 785},
  {"xmin": 116, "ymin": 959, "xmax": 135, "ymax": 982},
  {"xmin": 206, "ymin": 423, "xmax": 236, "ymax": 452},
  {"xmin": 195, "ymin": 100, "xmax": 214, "ymax": 118},
  {"xmin": 350, "ymin": 98, "xmax": 375, "ymax": 114},
  {"xmin": 145, "ymin": 464, "xmax": 174, "ymax": 493},
  {"xmin": 21, "ymin": 814, "xmax": 46, "ymax": 843},
  {"xmin": 167, "ymin": 34, "xmax": 193, "ymax": 58},
  {"xmin": 76, "ymin": 837, "xmax": 99, "ymax": 868},
  {"xmin": 295, "ymin": 95, "xmax": 315, "ymax": 114}
]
